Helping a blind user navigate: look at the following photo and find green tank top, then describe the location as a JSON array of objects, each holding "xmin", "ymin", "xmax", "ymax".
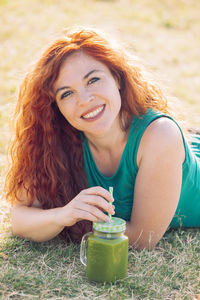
[{"xmin": 82, "ymin": 109, "xmax": 200, "ymax": 228}]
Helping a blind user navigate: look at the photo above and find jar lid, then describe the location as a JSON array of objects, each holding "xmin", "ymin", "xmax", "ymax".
[{"xmin": 93, "ymin": 217, "xmax": 126, "ymax": 233}]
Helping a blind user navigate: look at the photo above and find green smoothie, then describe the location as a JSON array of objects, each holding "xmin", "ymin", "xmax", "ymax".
[{"xmin": 86, "ymin": 233, "xmax": 128, "ymax": 283}]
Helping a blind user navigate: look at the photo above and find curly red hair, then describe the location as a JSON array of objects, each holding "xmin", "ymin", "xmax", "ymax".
[{"xmin": 5, "ymin": 27, "xmax": 169, "ymax": 242}]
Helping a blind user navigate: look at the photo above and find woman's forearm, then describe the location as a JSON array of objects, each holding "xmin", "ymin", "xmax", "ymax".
[
  {"xmin": 10, "ymin": 205, "xmax": 65, "ymax": 242},
  {"xmin": 10, "ymin": 186, "xmax": 115, "ymax": 242}
]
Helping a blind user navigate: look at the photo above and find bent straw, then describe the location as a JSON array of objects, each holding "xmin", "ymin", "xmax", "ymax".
[{"xmin": 108, "ymin": 186, "xmax": 114, "ymax": 221}]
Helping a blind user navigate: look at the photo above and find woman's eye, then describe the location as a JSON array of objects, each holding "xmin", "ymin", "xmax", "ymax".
[
  {"xmin": 61, "ymin": 90, "xmax": 73, "ymax": 99},
  {"xmin": 88, "ymin": 77, "xmax": 100, "ymax": 85}
]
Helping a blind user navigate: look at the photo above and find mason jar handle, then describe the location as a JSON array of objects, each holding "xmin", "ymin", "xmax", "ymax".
[{"xmin": 80, "ymin": 232, "xmax": 92, "ymax": 266}]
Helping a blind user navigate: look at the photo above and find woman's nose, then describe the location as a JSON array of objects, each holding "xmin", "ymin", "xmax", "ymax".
[{"xmin": 78, "ymin": 88, "xmax": 94, "ymax": 105}]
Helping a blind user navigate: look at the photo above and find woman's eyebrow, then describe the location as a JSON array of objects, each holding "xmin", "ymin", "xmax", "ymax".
[
  {"xmin": 55, "ymin": 86, "xmax": 70, "ymax": 97},
  {"xmin": 83, "ymin": 69, "xmax": 100, "ymax": 80},
  {"xmin": 55, "ymin": 69, "xmax": 101, "ymax": 97}
]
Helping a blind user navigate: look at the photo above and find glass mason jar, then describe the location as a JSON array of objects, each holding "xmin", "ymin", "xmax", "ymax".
[{"xmin": 80, "ymin": 217, "xmax": 128, "ymax": 283}]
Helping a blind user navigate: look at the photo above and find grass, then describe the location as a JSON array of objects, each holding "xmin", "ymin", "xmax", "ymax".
[
  {"xmin": 0, "ymin": 228, "xmax": 200, "ymax": 299},
  {"xmin": 0, "ymin": 0, "xmax": 200, "ymax": 299}
]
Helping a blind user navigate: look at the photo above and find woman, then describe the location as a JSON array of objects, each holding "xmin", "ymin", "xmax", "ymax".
[{"xmin": 5, "ymin": 27, "xmax": 200, "ymax": 250}]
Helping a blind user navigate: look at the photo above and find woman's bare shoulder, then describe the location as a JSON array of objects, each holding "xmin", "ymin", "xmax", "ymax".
[{"xmin": 137, "ymin": 117, "xmax": 185, "ymax": 167}]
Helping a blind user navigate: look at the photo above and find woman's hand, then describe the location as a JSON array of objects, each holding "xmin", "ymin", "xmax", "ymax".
[{"xmin": 54, "ymin": 186, "xmax": 115, "ymax": 227}]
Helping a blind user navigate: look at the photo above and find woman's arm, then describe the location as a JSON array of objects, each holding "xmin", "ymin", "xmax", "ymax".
[
  {"xmin": 125, "ymin": 117, "xmax": 185, "ymax": 250},
  {"xmin": 10, "ymin": 204, "xmax": 65, "ymax": 242},
  {"xmin": 10, "ymin": 186, "xmax": 115, "ymax": 242}
]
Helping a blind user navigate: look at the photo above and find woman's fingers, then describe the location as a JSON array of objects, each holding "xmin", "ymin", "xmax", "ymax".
[
  {"xmin": 62, "ymin": 186, "xmax": 115, "ymax": 225},
  {"xmin": 76, "ymin": 194, "xmax": 115, "ymax": 215},
  {"xmin": 81, "ymin": 186, "xmax": 114, "ymax": 203},
  {"xmin": 74, "ymin": 210, "xmax": 101, "ymax": 223},
  {"xmin": 79, "ymin": 186, "xmax": 115, "ymax": 214},
  {"xmin": 75, "ymin": 202, "xmax": 111, "ymax": 222}
]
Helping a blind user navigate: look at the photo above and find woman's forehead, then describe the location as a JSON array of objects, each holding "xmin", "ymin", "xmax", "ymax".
[
  {"xmin": 60, "ymin": 50, "xmax": 106, "ymax": 71},
  {"xmin": 53, "ymin": 51, "xmax": 109, "ymax": 91}
]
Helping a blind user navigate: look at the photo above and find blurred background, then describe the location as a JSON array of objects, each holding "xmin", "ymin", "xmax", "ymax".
[{"xmin": 0, "ymin": 0, "xmax": 200, "ymax": 185}]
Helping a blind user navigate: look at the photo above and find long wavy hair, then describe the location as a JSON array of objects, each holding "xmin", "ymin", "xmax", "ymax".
[{"xmin": 5, "ymin": 27, "xmax": 169, "ymax": 242}]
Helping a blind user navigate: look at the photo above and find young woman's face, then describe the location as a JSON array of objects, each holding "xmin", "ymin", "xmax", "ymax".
[{"xmin": 53, "ymin": 50, "xmax": 122, "ymax": 138}]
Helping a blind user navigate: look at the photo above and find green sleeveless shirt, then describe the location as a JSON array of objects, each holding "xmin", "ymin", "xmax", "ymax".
[{"xmin": 82, "ymin": 109, "xmax": 200, "ymax": 228}]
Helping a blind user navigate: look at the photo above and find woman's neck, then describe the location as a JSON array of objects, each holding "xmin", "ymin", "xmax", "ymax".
[{"xmin": 84, "ymin": 118, "xmax": 127, "ymax": 155}]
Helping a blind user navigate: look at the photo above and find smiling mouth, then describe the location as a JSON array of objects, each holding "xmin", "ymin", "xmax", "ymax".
[{"xmin": 81, "ymin": 105, "xmax": 105, "ymax": 120}]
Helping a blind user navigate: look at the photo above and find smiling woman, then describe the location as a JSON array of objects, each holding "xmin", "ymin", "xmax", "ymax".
[
  {"xmin": 4, "ymin": 27, "xmax": 200, "ymax": 249},
  {"xmin": 54, "ymin": 50, "xmax": 121, "ymax": 137}
]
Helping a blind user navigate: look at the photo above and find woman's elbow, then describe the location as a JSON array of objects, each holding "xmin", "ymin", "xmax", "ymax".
[
  {"xmin": 126, "ymin": 225, "xmax": 162, "ymax": 250},
  {"xmin": 128, "ymin": 236, "xmax": 159, "ymax": 250},
  {"xmin": 10, "ymin": 206, "xmax": 38, "ymax": 242}
]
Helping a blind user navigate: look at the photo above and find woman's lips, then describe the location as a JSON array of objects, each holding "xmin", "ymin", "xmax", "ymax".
[{"xmin": 81, "ymin": 104, "xmax": 105, "ymax": 121}]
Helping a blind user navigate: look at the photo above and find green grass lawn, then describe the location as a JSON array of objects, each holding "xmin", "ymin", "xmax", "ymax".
[
  {"xmin": 0, "ymin": 0, "xmax": 200, "ymax": 299},
  {"xmin": 0, "ymin": 227, "xmax": 200, "ymax": 299}
]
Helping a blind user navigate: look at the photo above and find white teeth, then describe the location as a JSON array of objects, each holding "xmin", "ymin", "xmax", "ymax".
[{"xmin": 82, "ymin": 105, "xmax": 104, "ymax": 119}]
